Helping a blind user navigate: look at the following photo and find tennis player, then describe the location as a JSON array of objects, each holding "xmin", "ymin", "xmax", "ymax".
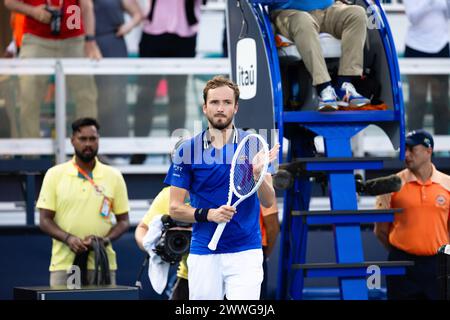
[{"xmin": 165, "ymin": 76, "xmax": 279, "ymax": 300}]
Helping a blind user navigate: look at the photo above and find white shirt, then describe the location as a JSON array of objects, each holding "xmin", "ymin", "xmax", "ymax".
[{"xmin": 404, "ymin": 0, "xmax": 450, "ymax": 53}]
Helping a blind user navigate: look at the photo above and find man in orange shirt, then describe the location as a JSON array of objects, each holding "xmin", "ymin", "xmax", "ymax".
[{"xmin": 374, "ymin": 130, "xmax": 450, "ymax": 300}]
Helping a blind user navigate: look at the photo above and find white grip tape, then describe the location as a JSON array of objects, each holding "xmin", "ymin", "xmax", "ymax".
[{"xmin": 208, "ymin": 222, "xmax": 226, "ymax": 251}]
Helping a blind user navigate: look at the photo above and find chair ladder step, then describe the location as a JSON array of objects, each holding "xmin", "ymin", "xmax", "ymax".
[
  {"xmin": 291, "ymin": 209, "xmax": 402, "ymax": 225},
  {"xmin": 281, "ymin": 157, "xmax": 392, "ymax": 172},
  {"xmin": 292, "ymin": 261, "xmax": 414, "ymax": 278}
]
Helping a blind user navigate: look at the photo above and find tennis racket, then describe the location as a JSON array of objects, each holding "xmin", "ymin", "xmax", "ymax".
[{"xmin": 207, "ymin": 133, "xmax": 270, "ymax": 251}]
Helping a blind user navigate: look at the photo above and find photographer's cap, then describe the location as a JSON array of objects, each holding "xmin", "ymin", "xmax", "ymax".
[{"xmin": 405, "ymin": 129, "xmax": 434, "ymax": 149}]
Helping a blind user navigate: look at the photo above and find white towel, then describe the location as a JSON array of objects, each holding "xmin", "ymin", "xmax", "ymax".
[{"xmin": 142, "ymin": 214, "xmax": 170, "ymax": 295}]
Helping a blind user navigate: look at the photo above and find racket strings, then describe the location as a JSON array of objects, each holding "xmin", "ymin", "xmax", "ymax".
[{"xmin": 233, "ymin": 137, "xmax": 266, "ymax": 197}]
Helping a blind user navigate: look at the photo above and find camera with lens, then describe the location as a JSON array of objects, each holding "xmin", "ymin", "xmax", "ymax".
[
  {"xmin": 154, "ymin": 215, "xmax": 192, "ymax": 265},
  {"xmin": 45, "ymin": 6, "xmax": 62, "ymax": 35}
]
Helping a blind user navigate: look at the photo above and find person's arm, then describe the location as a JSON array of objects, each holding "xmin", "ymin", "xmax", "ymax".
[
  {"xmin": 257, "ymin": 174, "xmax": 276, "ymax": 208},
  {"xmin": 4, "ymin": 0, "xmax": 51, "ymax": 23},
  {"xmin": 262, "ymin": 211, "xmax": 280, "ymax": 257},
  {"xmin": 116, "ymin": 0, "xmax": 144, "ymax": 37},
  {"xmin": 169, "ymin": 186, "xmax": 235, "ymax": 224},
  {"xmin": 39, "ymin": 208, "xmax": 88, "ymax": 254},
  {"xmin": 79, "ymin": 0, "xmax": 102, "ymax": 59},
  {"xmin": 135, "ymin": 221, "xmax": 149, "ymax": 251},
  {"xmin": 374, "ymin": 222, "xmax": 392, "ymax": 251},
  {"xmin": 373, "ymin": 194, "xmax": 393, "ymax": 251},
  {"xmin": 254, "ymin": 144, "xmax": 280, "ymax": 208},
  {"xmin": 105, "ymin": 213, "xmax": 130, "ymax": 241}
]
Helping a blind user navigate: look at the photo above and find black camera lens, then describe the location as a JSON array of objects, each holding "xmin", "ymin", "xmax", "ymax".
[
  {"xmin": 167, "ymin": 231, "xmax": 190, "ymax": 255},
  {"xmin": 154, "ymin": 218, "xmax": 192, "ymax": 264}
]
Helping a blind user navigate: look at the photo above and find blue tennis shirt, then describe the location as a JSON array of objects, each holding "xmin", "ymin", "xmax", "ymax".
[
  {"xmin": 164, "ymin": 129, "xmax": 264, "ymax": 255},
  {"xmin": 269, "ymin": 0, "xmax": 333, "ymax": 12}
]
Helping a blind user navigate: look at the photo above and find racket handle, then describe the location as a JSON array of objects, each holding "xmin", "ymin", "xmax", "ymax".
[{"xmin": 208, "ymin": 222, "xmax": 226, "ymax": 251}]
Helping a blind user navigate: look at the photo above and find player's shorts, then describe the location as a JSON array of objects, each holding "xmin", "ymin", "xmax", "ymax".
[{"xmin": 187, "ymin": 248, "xmax": 263, "ymax": 300}]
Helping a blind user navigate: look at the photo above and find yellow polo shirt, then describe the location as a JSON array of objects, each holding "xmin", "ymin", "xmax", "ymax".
[
  {"xmin": 37, "ymin": 158, "xmax": 129, "ymax": 271},
  {"xmin": 142, "ymin": 187, "xmax": 189, "ymax": 280}
]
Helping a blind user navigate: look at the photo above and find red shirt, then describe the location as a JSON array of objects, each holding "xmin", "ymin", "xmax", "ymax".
[{"xmin": 23, "ymin": 0, "xmax": 84, "ymax": 39}]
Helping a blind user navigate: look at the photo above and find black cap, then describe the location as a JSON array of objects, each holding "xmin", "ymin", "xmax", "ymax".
[{"xmin": 405, "ymin": 129, "xmax": 434, "ymax": 149}]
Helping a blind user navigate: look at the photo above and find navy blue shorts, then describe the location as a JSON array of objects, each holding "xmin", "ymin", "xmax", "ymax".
[{"xmin": 387, "ymin": 246, "xmax": 439, "ymax": 300}]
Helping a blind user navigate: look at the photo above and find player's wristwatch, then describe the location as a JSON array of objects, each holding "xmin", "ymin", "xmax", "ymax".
[
  {"xmin": 64, "ymin": 233, "xmax": 72, "ymax": 244},
  {"xmin": 85, "ymin": 34, "xmax": 96, "ymax": 42}
]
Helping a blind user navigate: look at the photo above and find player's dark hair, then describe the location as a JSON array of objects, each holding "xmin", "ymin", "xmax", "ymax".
[
  {"xmin": 203, "ymin": 75, "xmax": 240, "ymax": 104},
  {"xmin": 71, "ymin": 118, "xmax": 100, "ymax": 135}
]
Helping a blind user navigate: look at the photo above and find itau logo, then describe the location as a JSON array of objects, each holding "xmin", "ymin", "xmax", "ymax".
[{"xmin": 236, "ymin": 38, "xmax": 257, "ymax": 100}]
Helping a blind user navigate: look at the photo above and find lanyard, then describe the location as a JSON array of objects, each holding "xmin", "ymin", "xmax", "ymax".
[
  {"xmin": 203, "ymin": 126, "xmax": 238, "ymax": 150},
  {"xmin": 47, "ymin": 0, "xmax": 63, "ymax": 8},
  {"xmin": 72, "ymin": 161, "xmax": 104, "ymax": 196}
]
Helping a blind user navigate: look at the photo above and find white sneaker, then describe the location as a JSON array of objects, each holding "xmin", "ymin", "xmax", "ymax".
[
  {"xmin": 336, "ymin": 82, "xmax": 371, "ymax": 108},
  {"xmin": 318, "ymin": 85, "xmax": 339, "ymax": 112}
]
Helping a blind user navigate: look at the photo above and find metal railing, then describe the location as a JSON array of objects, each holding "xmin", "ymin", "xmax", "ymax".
[
  {"xmin": 1, "ymin": 57, "xmax": 449, "ymax": 162},
  {"xmin": 0, "ymin": 58, "xmax": 230, "ymax": 165}
]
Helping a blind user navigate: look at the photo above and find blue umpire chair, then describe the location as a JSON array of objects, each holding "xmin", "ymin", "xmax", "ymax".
[{"xmin": 226, "ymin": 0, "xmax": 412, "ymax": 299}]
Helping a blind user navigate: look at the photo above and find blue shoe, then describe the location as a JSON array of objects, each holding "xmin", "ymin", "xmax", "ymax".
[
  {"xmin": 336, "ymin": 82, "xmax": 370, "ymax": 108},
  {"xmin": 318, "ymin": 85, "xmax": 338, "ymax": 112}
]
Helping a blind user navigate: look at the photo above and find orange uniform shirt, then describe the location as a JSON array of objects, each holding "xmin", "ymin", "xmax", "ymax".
[
  {"xmin": 376, "ymin": 165, "xmax": 450, "ymax": 256},
  {"xmin": 260, "ymin": 201, "xmax": 278, "ymax": 247},
  {"xmin": 259, "ymin": 210, "xmax": 267, "ymax": 246}
]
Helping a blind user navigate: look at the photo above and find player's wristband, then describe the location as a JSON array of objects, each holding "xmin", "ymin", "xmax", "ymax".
[{"xmin": 194, "ymin": 208, "xmax": 209, "ymax": 222}]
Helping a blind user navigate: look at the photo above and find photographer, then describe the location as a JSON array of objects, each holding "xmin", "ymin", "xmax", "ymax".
[
  {"xmin": 135, "ymin": 138, "xmax": 191, "ymax": 299},
  {"xmin": 4, "ymin": 0, "xmax": 100, "ymax": 138},
  {"xmin": 135, "ymin": 186, "xmax": 191, "ymax": 300}
]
